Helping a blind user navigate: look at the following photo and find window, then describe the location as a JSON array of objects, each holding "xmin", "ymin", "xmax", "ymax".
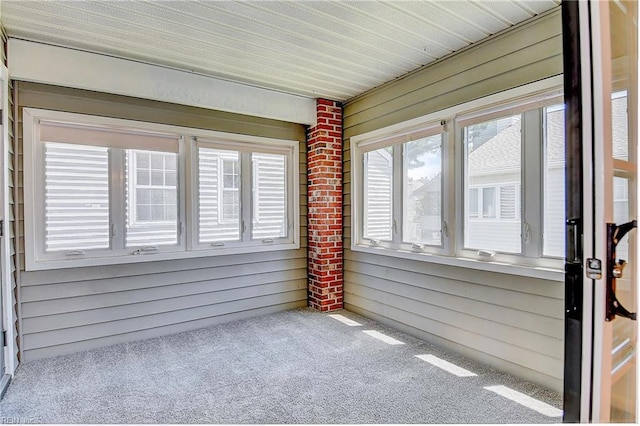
[
  {"xmin": 357, "ymin": 122, "xmax": 445, "ymax": 254},
  {"xmin": 543, "ymin": 104, "xmax": 566, "ymax": 258},
  {"xmin": 44, "ymin": 142, "xmax": 110, "ymax": 252},
  {"xmin": 464, "ymin": 114, "xmax": 521, "ymax": 253},
  {"xmin": 461, "ymin": 100, "xmax": 565, "ymax": 261},
  {"xmin": 351, "ymin": 84, "xmax": 565, "ymax": 272},
  {"xmin": 32, "ymin": 117, "xmax": 182, "ymax": 265},
  {"xmin": 127, "ymin": 150, "xmax": 179, "ymax": 247},
  {"xmin": 24, "ymin": 108, "xmax": 300, "ymax": 270},
  {"xmin": 193, "ymin": 138, "xmax": 297, "ymax": 251},
  {"xmin": 403, "ymin": 134, "xmax": 442, "ymax": 246}
]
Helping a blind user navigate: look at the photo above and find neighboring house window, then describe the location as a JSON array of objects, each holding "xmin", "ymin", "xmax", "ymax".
[
  {"xmin": 357, "ymin": 122, "xmax": 445, "ymax": 254},
  {"xmin": 351, "ymin": 85, "xmax": 566, "ymax": 271},
  {"xmin": 220, "ymin": 157, "xmax": 240, "ymax": 222},
  {"xmin": 127, "ymin": 150, "xmax": 179, "ymax": 247},
  {"xmin": 467, "ymin": 184, "xmax": 520, "ymax": 221},
  {"xmin": 23, "ymin": 108, "xmax": 300, "ymax": 270}
]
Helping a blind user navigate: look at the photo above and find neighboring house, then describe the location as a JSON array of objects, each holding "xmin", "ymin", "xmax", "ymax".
[{"xmin": 405, "ymin": 174, "xmax": 441, "ymax": 244}]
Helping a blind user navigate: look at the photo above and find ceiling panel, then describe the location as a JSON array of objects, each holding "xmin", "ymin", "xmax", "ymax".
[{"xmin": 2, "ymin": 0, "xmax": 561, "ymax": 101}]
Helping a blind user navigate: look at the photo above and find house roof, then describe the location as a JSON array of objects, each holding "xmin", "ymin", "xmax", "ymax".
[
  {"xmin": 468, "ymin": 95, "xmax": 629, "ymax": 175},
  {"xmin": 2, "ymin": 0, "xmax": 561, "ymax": 101},
  {"xmin": 468, "ymin": 118, "xmax": 522, "ymax": 175}
]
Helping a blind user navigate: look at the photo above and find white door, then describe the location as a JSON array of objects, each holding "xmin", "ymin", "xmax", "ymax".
[{"xmin": 582, "ymin": 0, "xmax": 638, "ymax": 422}]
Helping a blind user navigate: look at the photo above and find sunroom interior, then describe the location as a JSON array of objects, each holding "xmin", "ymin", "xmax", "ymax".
[{"xmin": 0, "ymin": 0, "xmax": 575, "ymax": 423}]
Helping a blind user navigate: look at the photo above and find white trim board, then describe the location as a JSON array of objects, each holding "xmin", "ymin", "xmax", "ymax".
[{"xmin": 8, "ymin": 39, "xmax": 317, "ymax": 126}]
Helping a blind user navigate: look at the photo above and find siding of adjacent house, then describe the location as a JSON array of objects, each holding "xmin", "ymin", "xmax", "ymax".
[
  {"xmin": 363, "ymin": 149, "xmax": 393, "ymax": 241},
  {"xmin": 7, "ymin": 42, "xmax": 20, "ymax": 366},
  {"xmin": 343, "ymin": 8, "xmax": 565, "ymax": 392},
  {"xmin": 15, "ymin": 82, "xmax": 308, "ymax": 361}
]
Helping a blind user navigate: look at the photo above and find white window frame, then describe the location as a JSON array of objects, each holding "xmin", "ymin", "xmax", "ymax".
[
  {"xmin": 189, "ymin": 136, "xmax": 298, "ymax": 255},
  {"xmin": 355, "ymin": 121, "xmax": 448, "ymax": 256},
  {"xmin": 350, "ymin": 76, "xmax": 565, "ymax": 281},
  {"xmin": 23, "ymin": 108, "xmax": 300, "ymax": 270}
]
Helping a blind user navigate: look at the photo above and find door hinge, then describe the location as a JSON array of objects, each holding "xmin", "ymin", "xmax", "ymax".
[
  {"xmin": 2, "ymin": 330, "xmax": 6, "ymax": 346},
  {"xmin": 0, "ymin": 219, "xmax": 3, "ymax": 237}
]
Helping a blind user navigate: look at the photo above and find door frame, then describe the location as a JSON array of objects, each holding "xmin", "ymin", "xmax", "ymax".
[{"xmin": 562, "ymin": 0, "xmax": 638, "ymax": 422}]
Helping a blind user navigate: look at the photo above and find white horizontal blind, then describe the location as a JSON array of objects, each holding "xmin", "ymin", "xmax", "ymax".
[
  {"xmin": 44, "ymin": 142, "xmax": 110, "ymax": 252},
  {"xmin": 198, "ymin": 147, "xmax": 241, "ymax": 243},
  {"xmin": 252, "ymin": 153, "xmax": 287, "ymax": 239},
  {"xmin": 499, "ymin": 185, "xmax": 518, "ymax": 220}
]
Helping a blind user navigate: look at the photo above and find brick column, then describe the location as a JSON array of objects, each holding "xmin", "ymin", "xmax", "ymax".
[{"xmin": 307, "ymin": 99, "xmax": 343, "ymax": 311}]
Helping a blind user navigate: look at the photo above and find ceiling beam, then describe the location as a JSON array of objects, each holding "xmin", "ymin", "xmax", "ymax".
[{"xmin": 8, "ymin": 39, "xmax": 317, "ymax": 125}]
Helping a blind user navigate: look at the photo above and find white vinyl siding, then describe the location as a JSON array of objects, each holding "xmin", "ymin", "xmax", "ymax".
[{"xmin": 363, "ymin": 148, "xmax": 393, "ymax": 241}]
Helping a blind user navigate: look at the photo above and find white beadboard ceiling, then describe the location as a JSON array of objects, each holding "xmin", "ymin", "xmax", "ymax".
[{"xmin": 2, "ymin": 0, "xmax": 561, "ymax": 101}]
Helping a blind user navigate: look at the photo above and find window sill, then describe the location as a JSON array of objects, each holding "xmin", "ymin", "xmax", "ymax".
[
  {"xmin": 350, "ymin": 244, "xmax": 564, "ymax": 282},
  {"xmin": 26, "ymin": 242, "xmax": 300, "ymax": 271}
]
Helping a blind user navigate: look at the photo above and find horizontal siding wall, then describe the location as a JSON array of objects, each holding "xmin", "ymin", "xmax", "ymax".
[
  {"xmin": 15, "ymin": 82, "xmax": 308, "ymax": 361},
  {"xmin": 343, "ymin": 8, "xmax": 564, "ymax": 392}
]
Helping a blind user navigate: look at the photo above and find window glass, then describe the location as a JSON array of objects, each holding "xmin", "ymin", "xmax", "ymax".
[
  {"xmin": 612, "ymin": 91, "xmax": 628, "ymax": 161},
  {"xmin": 364, "ymin": 147, "xmax": 393, "ymax": 241},
  {"xmin": 482, "ymin": 187, "xmax": 496, "ymax": 218},
  {"xmin": 464, "ymin": 114, "xmax": 522, "ymax": 253},
  {"xmin": 44, "ymin": 142, "xmax": 110, "ymax": 252},
  {"xmin": 613, "ymin": 176, "xmax": 629, "ymax": 261},
  {"xmin": 252, "ymin": 153, "xmax": 287, "ymax": 239},
  {"xmin": 198, "ymin": 148, "xmax": 241, "ymax": 243},
  {"xmin": 543, "ymin": 104, "xmax": 566, "ymax": 258},
  {"xmin": 468, "ymin": 188, "xmax": 478, "ymax": 218},
  {"xmin": 126, "ymin": 150, "xmax": 178, "ymax": 247},
  {"xmin": 403, "ymin": 134, "xmax": 442, "ymax": 245}
]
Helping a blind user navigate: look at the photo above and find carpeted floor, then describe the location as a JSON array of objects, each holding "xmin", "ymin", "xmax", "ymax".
[{"xmin": 0, "ymin": 308, "xmax": 562, "ymax": 423}]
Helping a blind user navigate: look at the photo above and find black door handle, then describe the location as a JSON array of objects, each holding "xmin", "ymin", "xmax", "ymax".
[{"xmin": 606, "ymin": 220, "xmax": 637, "ymax": 321}]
